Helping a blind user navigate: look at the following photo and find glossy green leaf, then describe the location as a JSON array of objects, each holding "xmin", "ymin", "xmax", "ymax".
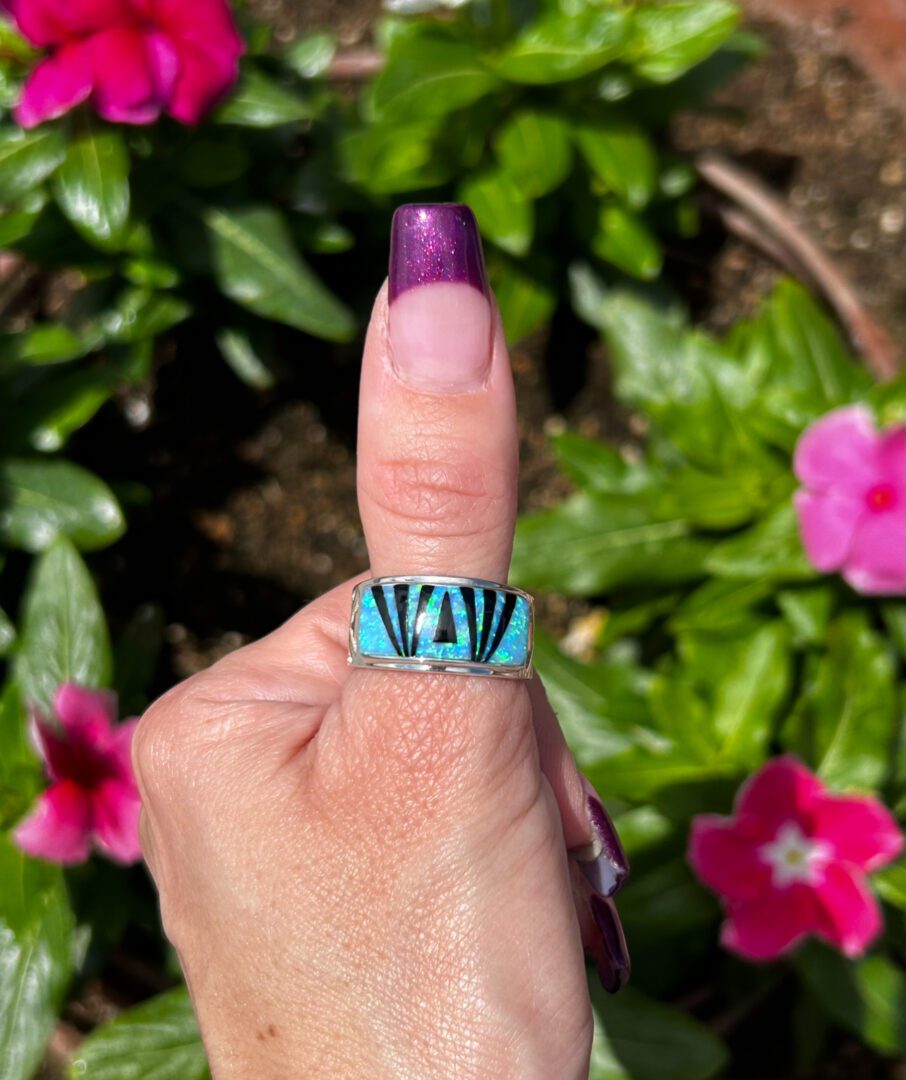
[
  {"xmin": 0, "ymin": 191, "xmax": 47, "ymax": 246},
  {"xmin": 795, "ymin": 944, "xmax": 906, "ymax": 1057},
  {"xmin": 0, "ymin": 605, "xmax": 13, "ymax": 657},
  {"xmin": 0, "ymin": 458, "xmax": 124, "ymax": 553},
  {"xmin": 575, "ymin": 121, "xmax": 658, "ymax": 209},
  {"xmin": 11, "ymin": 368, "xmax": 117, "ymax": 453},
  {"xmin": 284, "ymin": 31, "xmax": 337, "ymax": 78},
  {"xmin": 710, "ymin": 621, "xmax": 791, "ymax": 766},
  {"xmin": 784, "ymin": 612, "xmax": 897, "ymax": 791},
  {"xmin": 459, "ymin": 169, "xmax": 534, "ymax": 257},
  {"xmin": 494, "ymin": 110, "xmax": 573, "ymax": 198},
  {"xmin": 875, "ymin": 862, "xmax": 906, "ymax": 910},
  {"xmin": 777, "ymin": 586, "xmax": 834, "ymax": 646},
  {"xmin": 100, "ymin": 288, "xmax": 190, "ymax": 344},
  {"xmin": 0, "ymin": 127, "xmax": 66, "ymax": 203},
  {"xmin": 589, "ymin": 986, "xmax": 728, "ymax": 1080},
  {"xmin": 0, "ymin": 325, "xmax": 91, "ymax": 368},
  {"xmin": 705, "ymin": 503, "xmax": 818, "ymax": 583},
  {"xmin": 495, "ymin": 8, "xmax": 631, "ymax": 84},
  {"xmin": 631, "ymin": 0, "xmax": 739, "ymax": 83},
  {"xmin": 15, "ymin": 536, "xmax": 111, "ymax": 712},
  {"xmin": 53, "ymin": 125, "xmax": 130, "ymax": 249},
  {"xmin": 591, "ymin": 203, "xmax": 662, "ymax": 280},
  {"xmin": 339, "ymin": 120, "xmax": 449, "ymax": 194},
  {"xmin": 68, "ymin": 986, "xmax": 209, "ymax": 1080},
  {"xmin": 513, "ymin": 491, "xmax": 712, "ymax": 596},
  {"xmin": 215, "ymin": 67, "xmax": 316, "ymax": 126},
  {"xmin": 486, "ymin": 252, "xmax": 556, "ymax": 343},
  {"xmin": 203, "ymin": 205, "xmax": 355, "ymax": 341},
  {"xmin": 532, "ymin": 628, "xmax": 660, "ymax": 768},
  {"xmin": 216, "ymin": 327, "xmax": 274, "ymax": 390},
  {"xmin": 371, "ymin": 31, "xmax": 499, "ymax": 120},
  {"xmin": 0, "ymin": 837, "xmax": 76, "ymax": 1080}
]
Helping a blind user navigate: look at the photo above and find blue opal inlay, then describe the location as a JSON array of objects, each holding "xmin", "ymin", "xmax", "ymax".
[{"xmin": 356, "ymin": 581, "xmax": 531, "ymax": 669}]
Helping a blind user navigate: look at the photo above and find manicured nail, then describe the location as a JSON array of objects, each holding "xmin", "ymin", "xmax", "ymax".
[
  {"xmin": 388, "ymin": 203, "xmax": 492, "ymax": 392},
  {"xmin": 589, "ymin": 894, "xmax": 631, "ymax": 994},
  {"xmin": 574, "ymin": 776, "xmax": 630, "ymax": 898}
]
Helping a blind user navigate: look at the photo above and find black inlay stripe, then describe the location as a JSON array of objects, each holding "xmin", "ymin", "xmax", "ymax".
[
  {"xmin": 461, "ymin": 587, "xmax": 478, "ymax": 660},
  {"xmin": 394, "ymin": 584, "xmax": 410, "ymax": 656},
  {"xmin": 478, "ymin": 588, "xmax": 497, "ymax": 661},
  {"xmin": 409, "ymin": 584, "xmax": 434, "ymax": 656},
  {"xmin": 372, "ymin": 586, "xmax": 403, "ymax": 656},
  {"xmin": 484, "ymin": 592, "xmax": 517, "ymax": 662}
]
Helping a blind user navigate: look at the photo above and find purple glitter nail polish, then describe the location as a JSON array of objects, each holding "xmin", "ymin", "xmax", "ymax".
[
  {"xmin": 578, "ymin": 791, "xmax": 630, "ymax": 898},
  {"xmin": 389, "ymin": 203, "xmax": 489, "ymax": 303},
  {"xmin": 589, "ymin": 894, "xmax": 631, "ymax": 994}
]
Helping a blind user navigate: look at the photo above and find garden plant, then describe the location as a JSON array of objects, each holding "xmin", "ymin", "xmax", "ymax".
[{"xmin": 0, "ymin": 0, "xmax": 902, "ymax": 1076}]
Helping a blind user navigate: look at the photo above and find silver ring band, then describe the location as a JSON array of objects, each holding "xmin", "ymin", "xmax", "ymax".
[{"xmin": 349, "ymin": 576, "xmax": 534, "ymax": 678}]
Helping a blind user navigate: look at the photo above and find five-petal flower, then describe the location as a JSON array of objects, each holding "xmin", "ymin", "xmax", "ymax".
[
  {"xmin": 14, "ymin": 684, "xmax": 142, "ymax": 865},
  {"xmin": 688, "ymin": 756, "xmax": 903, "ymax": 961}
]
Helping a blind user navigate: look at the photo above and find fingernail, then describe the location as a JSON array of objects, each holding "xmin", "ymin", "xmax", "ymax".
[
  {"xmin": 589, "ymin": 894, "xmax": 631, "ymax": 994},
  {"xmin": 574, "ymin": 776, "xmax": 630, "ymax": 898},
  {"xmin": 388, "ymin": 203, "xmax": 492, "ymax": 392}
]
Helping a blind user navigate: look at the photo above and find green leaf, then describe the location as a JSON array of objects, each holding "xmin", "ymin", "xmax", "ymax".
[
  {"xmin": 100, "ymin": 287, "xmax": 190, "ymax": 344},
  {"xmin": 11, "ymin": 368, "xmax": 117, "ymax": 453},
  {"xmin": 532, "ymin": 628, "xmax": 660, "ymax": 768},
  {"xmin": 0, "ymin": 191, "xmax": 47, "ymax": 247},
  {"xmin": 371, "ymin": 30, "xmax": 499, "ymax": 120},
  {"xmin": 551, "ymin": 433, "xmax": 652, "ymax": 495},
  {"xmin": 284, "ymin": 31, "xmax": 337, "ymax": 78},
  {"xmin": 15, "ymin": 536, "xmax": 111, "ymax": 712},
  {"xmin": 575, "ymin": 120, "xmax": 658, "ymax": 209},
  {"xmin": 0, "ymin": 836, "xmax": 76, "ymax": 1080},
  {"xmin": 494, "ymin": 110, "xmax": 573, "ymax": 198},
  {"xmin": 216, "ymin": 327, "xmax": 274, "ymax": 390},
  {"xmin": 202, "ymin": 205, "xmax": 355, "ymax": 342},
  {"xmin": 591, "ymin": 203, "xmax": 663, "ymax": 280},
  {"xmin": 339, "ymin": 120, "xmax": 450, "ymax": 194},
  {"xmin": 875, "ymin": 862, "xmax": 906, "ymax": 910},
  {"xmin": 631, "ymin": 0, "xmax": 739, "ymax": 83},
  {"xmin": 705, "ymin": 503, "xmax": 818, "ymax": 583},
  {"xmin": 495, "ymin": 8, "xmax": 631, "ymax": 84},
  {"xmin": 670, "ymin": 578, "xmax": 774, "ymax": 635},
  {"xmin": 459, "ymin": 169, "xmax": 533, "ymax": 257},
  {"xmin": 53, "ymin": 125, "xmax": 130, "ymax": 250},
  {"xmin": 486, "ymin": 252, "xmax": 556, "ymax": 343},
  {"xmin": 214, "ymin": 67, "xmax": 316, "ymax": 126},
  {"xmin": 777, "ymin": 586, "xmax": 834, "ymax": 646},
  {"xmin": 795, "ymin": 943, "xmax": 906, "ymax": 1057},
  {"xmin": 68, "ymin": 986, "xmax": 209, "ymax": 1080},
  {"xmin": 0, "ymin": 458, "xmax": 125, "ymax": 553},
  {"xmin": 114, "ymin": 603, "xmax": 165, "ymax": 717},
  {"xmin": 0, "ymin": 127, "xmax": 66, "ymax": 203},
  {"xmin": 709, "ymin": 621, "xmax": 791, "ymax": 767},
  {"xmin": 881, "ymin": 603, "xmax": 906, "ymax": 659},
  {"xmin": 589, "ymin": 985, "xmax": 728, "ymax": 1080},
  {"xmin": 513, "ymin": 491, "xmax": 712, "ymax": 596},
  {"xmin": 784, "ymin": 612, "xmax": 897, "ymax": 791},
  {"xmin": 0, "ymin": 325, "xmax": 92, "ymax": 368}
]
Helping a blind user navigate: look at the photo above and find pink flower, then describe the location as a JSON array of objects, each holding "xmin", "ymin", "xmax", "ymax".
[
  {"xmin": 2, "ymin": 0, "xmax": 244, "ymax": 128},
  {"xmin": 14, "ymin": 684, "xmax": 142, "ymax": 865},
  {"xmin": 793, "ymin": 404, "xmax": 906, "ymax": 595},
  {"xmin": 688, "ymin": 756, "xmax": 903, "ymax": 962}
]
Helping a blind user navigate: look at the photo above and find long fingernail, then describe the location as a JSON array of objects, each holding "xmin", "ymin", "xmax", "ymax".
[
  {"xmin": 589, "ymin": 894, "xmax": 631, "ymax": 994},
  {"xmin": 574, "ymin": 776, "xmax": 630, "ymax": 898},
  {"xmin": 388, "ymin": 203, "xmax": 492, "ymax": 392}
]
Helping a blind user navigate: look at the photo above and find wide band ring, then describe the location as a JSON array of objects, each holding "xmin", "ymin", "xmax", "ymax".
[{"xmin": 349, "ymin": 576, "xmax": 534, "ymax": 678}]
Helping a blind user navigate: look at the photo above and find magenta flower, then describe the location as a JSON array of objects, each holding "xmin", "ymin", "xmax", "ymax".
[
  {"xmin": 688, "ymin": 757, "xmax": 903, "ymax": 962},
  {"xmin": 793, "ymin": 404, "xmax": 906, "ymax": 595},
  {"xmin": 14, "ymin": 684, "xmax": 142, "ymax": 865},
  {"xmin": 2, "ymin": 0, "xmax": 244, "ymax": 128}
]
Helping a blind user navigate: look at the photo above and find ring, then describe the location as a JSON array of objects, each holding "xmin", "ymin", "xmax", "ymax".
[{"xmin": 349, "ymin": 576, "xmax": 534, "ymax": 678}]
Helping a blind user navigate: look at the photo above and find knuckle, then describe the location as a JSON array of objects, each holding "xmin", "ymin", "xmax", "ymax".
[
  {"xmin": 365, "ymin": 445, "xmax": 512, "ymax": 541},
  {"xmin": 131, "ymin": 678, "xmax": 214, "ymax": 802}
]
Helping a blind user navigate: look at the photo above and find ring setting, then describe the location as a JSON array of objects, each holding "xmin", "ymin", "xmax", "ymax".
[{"xmin": 349, "ymin": 576, "xmax": 534, "ymax": 678}]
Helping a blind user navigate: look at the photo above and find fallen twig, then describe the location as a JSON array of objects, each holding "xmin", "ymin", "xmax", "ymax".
[{"xmin": 697, "ymin": 152, "xmax": 902, "ymax": 381}]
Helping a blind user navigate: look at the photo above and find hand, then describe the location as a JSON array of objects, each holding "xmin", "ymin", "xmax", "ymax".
[{"xmin": 134, "ymin": 204, "xmax": 629, "ymax": 1080}]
